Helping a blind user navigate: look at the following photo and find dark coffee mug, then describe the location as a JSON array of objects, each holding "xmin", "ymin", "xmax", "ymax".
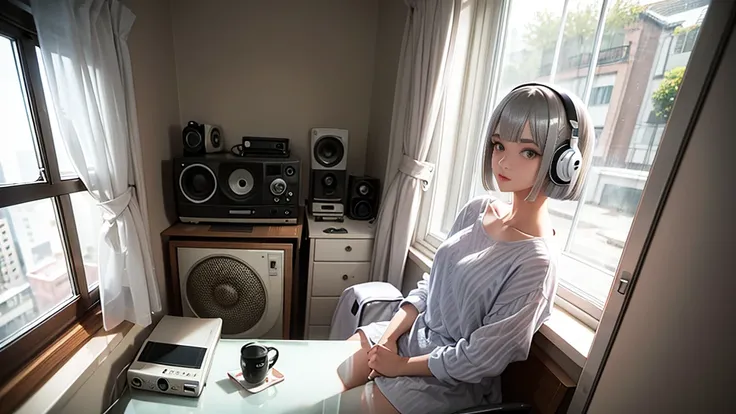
[{"xmin": 240, "ymin": 343, "xmax": 279, "ymax": 385}]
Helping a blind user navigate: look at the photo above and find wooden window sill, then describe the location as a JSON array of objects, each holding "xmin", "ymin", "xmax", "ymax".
[{"xmin": 0, "ymin": 307, "xmax": 112, "ymax": 414}]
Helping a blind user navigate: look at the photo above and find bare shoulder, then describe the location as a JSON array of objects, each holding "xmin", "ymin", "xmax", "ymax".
[{"xmin": 463, "ymin": 194, "xmax": 493, "ymax": 215}]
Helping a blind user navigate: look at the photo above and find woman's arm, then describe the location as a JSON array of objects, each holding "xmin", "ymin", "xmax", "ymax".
[
  {"xmin": 428, "ymin": 290, "xmax": 549, "ymax": 385},
  {"xmin": 367, "ymin": 294, "xmax": 422, "ymax": 379},
  {"xmin": 378, "ymin": 302, "xmax": 419, "ymax": 344},
  {"xmin": 369, "ymin": 288, "xmax": 552, "ymax": 379}
]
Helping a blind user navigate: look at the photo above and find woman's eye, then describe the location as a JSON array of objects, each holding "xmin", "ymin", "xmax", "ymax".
[
  {"xmin": 522, "ymin": 150, "xmax": 538, "ymax": 159},
  {"xmin": 493, "ymin": 142, "xmax": 504, "ymax": 151}
]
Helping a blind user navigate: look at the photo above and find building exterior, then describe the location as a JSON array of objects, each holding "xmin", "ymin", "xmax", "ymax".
[
  {"xmin": 536, "ymin": 0, "xmax": 708, "ymax": 215},
  {"xmin": 0, "ymin": 168, "xmax": 38, "ymax": 343}
]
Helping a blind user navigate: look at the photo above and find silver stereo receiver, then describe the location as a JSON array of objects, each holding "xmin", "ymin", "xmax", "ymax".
[{"xmin": 127, "ymin": 315, "xmax": 222, "ymax": 397}]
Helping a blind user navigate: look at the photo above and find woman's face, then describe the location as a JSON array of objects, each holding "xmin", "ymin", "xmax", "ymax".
[{"xmin": 490, "ymin": 121, "xmax": 543, "ymax": 193}]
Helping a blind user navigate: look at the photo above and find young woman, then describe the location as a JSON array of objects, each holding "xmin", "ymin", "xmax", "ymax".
[{"xmin": 337, "ymin": 83, "xmax": 595, "ymax": 414}]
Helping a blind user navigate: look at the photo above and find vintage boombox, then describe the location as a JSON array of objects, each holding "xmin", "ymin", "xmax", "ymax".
[{"xmin": 174, "ymin": 155, "xmax": 300, "ymax": 224}]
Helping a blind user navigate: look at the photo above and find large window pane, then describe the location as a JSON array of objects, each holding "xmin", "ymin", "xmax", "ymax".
[
  {"xmin": 0, "ymin": 198, "xmax": 74, "ymax": 346},
  {"xmin": 467, "ymin": 0, "xmax": 570, "ymax": 204},
  {"xmin": 69, "ymin": 191, "xmax": 101, "ymax": 291},
  {"xmin": 562, "ymin": 0, "xmax": 709, "ymax": 306},
  {"xmin": 0, "ymin": 35, "xmax": 43, "ymax": 186},
  {"xmin": 423, "ymin": 0, "xmax": 712, "ymax": 314},
  {"xmin": 35, "ymin": 47, "xmax": 77, "ymax": 180},
  {"xmin": 472, "ymin": 0, "xmax": 710, "ymax": 309}
]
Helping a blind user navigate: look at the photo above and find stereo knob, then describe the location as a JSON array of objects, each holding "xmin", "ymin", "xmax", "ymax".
[
  {"xmin": 270, "ymin": 178, "xmax": 287, "ymax": 196},
  {"xmin": 285, "ymin": 166, "xmax": 295, "ymax": 176}
]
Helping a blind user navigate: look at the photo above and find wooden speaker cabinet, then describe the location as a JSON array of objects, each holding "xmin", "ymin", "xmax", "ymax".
[{"xmin": 162, "ymin": 218, "xmax": 304, "ymax": 339}]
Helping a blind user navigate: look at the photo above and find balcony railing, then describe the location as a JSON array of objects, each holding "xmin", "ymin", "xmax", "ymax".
[{"xmin": 540, "ymin": 44, "xmax": 631, "ymax": 76}]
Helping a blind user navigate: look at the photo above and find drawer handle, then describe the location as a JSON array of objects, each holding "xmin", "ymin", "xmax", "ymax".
[
  {"xmin": 342, "ymin": 274, "xmax": 349, "ymax": 281},
  {"xmin": 345, "ymin": 246, "xmax": 352, "ymax": 252}
]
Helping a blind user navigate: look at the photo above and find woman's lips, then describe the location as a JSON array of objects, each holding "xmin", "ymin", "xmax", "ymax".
[{"xmin": 497, "ymin": 174, "xmax": 510, "ymax": 181}]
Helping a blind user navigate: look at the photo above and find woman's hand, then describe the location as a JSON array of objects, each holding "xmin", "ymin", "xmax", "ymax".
[
  {"xmin": 367, "ymin": 344, "xmax": 408, "ymax": 378},
  {"xmin": 368, "ymin": 337, "xmax": 398, "ymax": 380}
]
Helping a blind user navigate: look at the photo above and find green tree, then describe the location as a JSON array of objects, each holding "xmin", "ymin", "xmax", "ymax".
[
  {"xmin": 605, "ymin": 0, "xmax": 645, "ymax": 30},
  {"xmin": 651, "ymin": 66, "xmax": 686, "ymax": 120},
  {"xmin": 524, "ymin": 0, "xmax": 644, "ymax": 54}
]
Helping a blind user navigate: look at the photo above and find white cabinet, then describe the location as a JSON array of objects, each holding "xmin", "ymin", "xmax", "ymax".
[{"xmin": 305, "ymin": 216, "xmax": 375, "ymax": 339}]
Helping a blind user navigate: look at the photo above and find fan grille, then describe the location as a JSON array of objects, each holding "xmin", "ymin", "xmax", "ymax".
[{"xmin": 185, "ymin": 255, "xmax": 267, "ymax": 335}]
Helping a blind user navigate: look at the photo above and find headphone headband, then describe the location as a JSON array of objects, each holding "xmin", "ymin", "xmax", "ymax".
[{"xmin": 512, "ymin": 82, "xmax": 579, "ymax": 140}]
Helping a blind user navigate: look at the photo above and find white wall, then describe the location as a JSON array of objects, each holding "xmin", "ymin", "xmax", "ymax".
[
  {"xmin": 587, "ymin": 22, "xmax": 736, "ymax": 413},
  {"xmin": 169, "ymin": 0, "xmax": 379, "ymax": 197},
  {"xmin": 365, "ymin": 0, "xmax": 407, "ymax": 181}
]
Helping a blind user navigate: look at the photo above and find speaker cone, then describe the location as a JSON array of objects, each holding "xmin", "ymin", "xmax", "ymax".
[
  {"xmin": 314, "ymin": 136, "xmax": 345, "ymax": 168},
  {"xmin": 184, "ymin": 130, "xmax": 202, "ymax": 151},
  {"xmin": 210, "ymin": 127, "xmax": 221, "ymax": 148},
  {"xmin": 228, "ymin": 168, "xmax": 255, "ymax": 197},
  {"xmin": 322, "ymin": 172, "xmax": 337, "ymax": 196},
  {"xmin": 357, "ymin": 182, "xmax": 372, "ymax": 196},
  {"xmin": 179, "ymin": 164, "xmax": 217, "ymax": 204},
  {"xmin": 352, "ymin": 200, "xmax": 373, "ymax": 220}
]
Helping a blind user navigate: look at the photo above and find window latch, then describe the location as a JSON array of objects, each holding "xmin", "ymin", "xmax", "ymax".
[
  {"xmin": 617, "ymin": 271, "xmax": 631, "ymax": 295},
  {"xmin": 36, "ymin": 168, "xmax": 47, "ymax": 182}
]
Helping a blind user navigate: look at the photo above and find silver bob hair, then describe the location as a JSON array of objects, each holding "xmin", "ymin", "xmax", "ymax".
[{"xmin": 481, "ymin": 84, "xmax": 595, "ymax": 201}]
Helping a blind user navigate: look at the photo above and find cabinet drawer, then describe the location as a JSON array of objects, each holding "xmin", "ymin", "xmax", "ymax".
[
  {"xmin": 308, "ymin": 325, "xmax": 330, "ymax": 340},
  {"xmin": 314, "ymin": 239, "xmax": 373, "ymax": 262},
  {"xmin": 309, "ymin": 297, "xmax": 339, "ymax": 325},
  {"xmin": 312, "ymin": 262, "xmax": 371, "ymax": 296}
]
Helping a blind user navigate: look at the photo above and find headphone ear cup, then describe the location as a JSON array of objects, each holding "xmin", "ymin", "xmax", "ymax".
[
  {"xmin": 550, "ymin": 144, "xmax": 583, "ymax": 186},
  {"xmin": 549, "ymin": 144, "xmax": 571, "ymax": 185}
]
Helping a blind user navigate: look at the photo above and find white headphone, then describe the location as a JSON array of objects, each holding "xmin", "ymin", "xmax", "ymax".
[{"xmin": 514, "ymin": 83, "xmax": 583, "ymax": 186}]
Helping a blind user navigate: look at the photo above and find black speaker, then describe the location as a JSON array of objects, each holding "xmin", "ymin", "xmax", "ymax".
[
  {"xmin": 347, "ymin": 175, "xmax": 380, "ymax": 220},
  {"xmin": 183, "ymin": 121, "xmax": 223, "ymax": 155},
  {"xmin": 174, "ymin": 154, "xmax": 300, "ymax": 224},
  {"xmin": 309, "ymin": 128, "xmax": 349, "ymax": 219},
  {"xmin": 311, "ymin": 170, "xmax": 347, "ymax": 200}
]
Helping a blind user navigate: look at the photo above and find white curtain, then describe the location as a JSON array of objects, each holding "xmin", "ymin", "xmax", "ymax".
[
  {"xmin": 31, "ymin": 0, "xmax": 161, "ymax": 330},
  {"xmin": 370, "ymin": 0, "xmax": 462, "ymax": 288}
]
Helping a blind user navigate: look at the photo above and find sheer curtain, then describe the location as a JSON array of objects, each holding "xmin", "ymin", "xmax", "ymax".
[
  {"xmin": 31, "ymin": 0, "xmax": 160, "ymax": 330},
  {"xmin": 369, "ymin": 0, "xmax": 462, "ymax": 288}
]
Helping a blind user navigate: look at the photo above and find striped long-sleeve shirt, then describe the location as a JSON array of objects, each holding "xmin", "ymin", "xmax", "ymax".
[{"xmin": 359, "ymin": 195, "xmax": 559, "ymax": 414}]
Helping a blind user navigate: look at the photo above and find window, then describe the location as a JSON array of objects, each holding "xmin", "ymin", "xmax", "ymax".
[
  {"xmin": 672, "ymin": 27, "xmax": 700, "ymax": 55},
  {"xmin": 414, "ymin": 0, "xmax": 709, "ymax": 326},
  {"xmin": 0, "ymin": 13, "xmax": 102, "ymax": 383},
  {"xmin": 590, "ymin": 86, "xmax": 613, "ymax": 105}
]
